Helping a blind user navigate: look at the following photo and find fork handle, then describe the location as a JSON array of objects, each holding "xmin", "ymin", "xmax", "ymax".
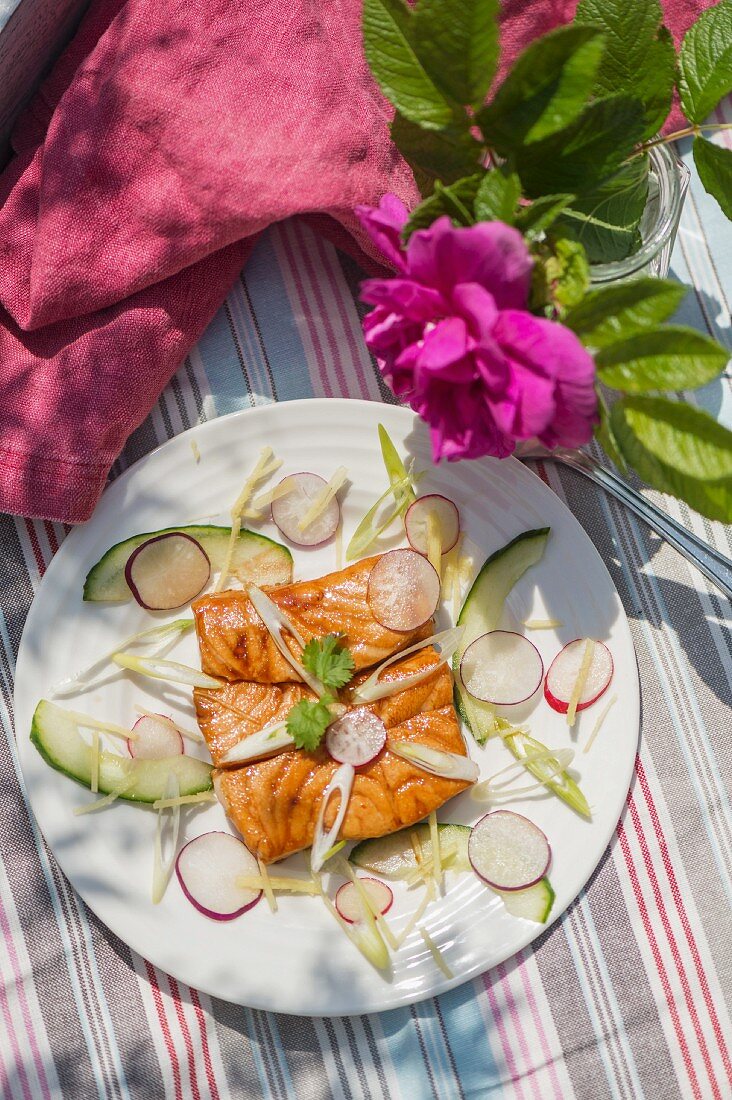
[{"xmin": 561, "ymin": 455, "xmax": 732, "ymax": 602}]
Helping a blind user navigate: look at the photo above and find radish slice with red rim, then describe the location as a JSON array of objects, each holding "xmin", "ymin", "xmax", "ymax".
[
  {"xmin": 335, "ymin": 878, "xmax": 394, "ymax": 924},
  {"xmin": 544, "ymin": 638, "xmax": 614, "ymax": 713},
  {"xmin": 271, "ymin": 473, "xmax": 340, "ymax": 547},
  {"xmin": 468, "ymin": 810, "xmax": 551, "ymax": 891},
  {"xmin": 367, "ymin": 549, "xmax": 440, "ymax": 632},
  {"xmin": 326, "ymin": 708, "xmax": 386, "ymax": 767},
  {"xmin": 128, "ymin": 714, "xmax": 184, "ymax": 759},
  {"xmin": 176, "ymin": 832, "xmax": 261, "ymax": 920},
  {"xmin": 405, "ymin": 495, "xmax": 460, "ymax": 556},
  {"xmin": 125, "ymin": 533, "xmax": 210, "ymax": 610},
  {"xmin": 460, "ymin": 631, "xmax": 544, "ymax": 706}
]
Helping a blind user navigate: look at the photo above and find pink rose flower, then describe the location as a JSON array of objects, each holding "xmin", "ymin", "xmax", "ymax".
[{"xmin": 355, "ymin": 195, "xmax": 598, "ymax": 462}]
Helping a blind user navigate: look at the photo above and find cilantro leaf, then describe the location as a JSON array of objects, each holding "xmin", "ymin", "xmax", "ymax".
[
  {"xmin": 286, "ymin": 696, "xmax": 334, "ymax": 752},
  {"xmin": 302, "ymin": 635, "xmax": 355, "ymax": 692}
]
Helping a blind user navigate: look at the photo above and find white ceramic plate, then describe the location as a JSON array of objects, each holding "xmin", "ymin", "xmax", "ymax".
[{"xmin": 14, "ymin": 399, "xmax": 639, "ymax": 1015}]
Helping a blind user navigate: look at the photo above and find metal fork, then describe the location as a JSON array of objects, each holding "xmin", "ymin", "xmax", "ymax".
[{"xmin": 516, "ymin": 443, "xmax": 732, "ymax": 602}]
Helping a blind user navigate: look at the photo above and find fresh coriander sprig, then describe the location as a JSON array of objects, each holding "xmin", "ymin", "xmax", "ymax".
[
  {"xmin": 286, "ymin": 635, "xmax": 355, "ymax": 751},
  {"xmin": 287, "ymin": 696, "xmax": 336, "ymax": 752}
]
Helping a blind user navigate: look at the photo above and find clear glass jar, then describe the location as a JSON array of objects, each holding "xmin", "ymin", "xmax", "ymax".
[{"xmin": 589, "ymin": 142, "xmax": 690, "ymax": 285}]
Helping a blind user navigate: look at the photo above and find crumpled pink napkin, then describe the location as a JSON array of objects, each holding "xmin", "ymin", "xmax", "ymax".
[{"xmin": 0, "ymin": 0, "xmax": 712, "ymax": 522}]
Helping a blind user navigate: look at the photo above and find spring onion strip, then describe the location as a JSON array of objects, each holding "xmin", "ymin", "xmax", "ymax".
[
  {"xmin": 315, "ymin": 876, "xmax": 390, "ymax": 971},
  {"xmin": 567, "ymin": 639, "xmax": 595, "ymax": 727},
  {"xmin": 152, "ymin": 790, "xmax": 217, "ymax": 810},
  {"xmin": 428, "ymin": 811, "xmax": 442, "ymax": 891},
  {"xmin": 418, "ymin": 927, "xmax": 454, "ymax": 980},
  {"xmin": 311, "ymin": 763, "xmax": 355, "ymax": 873},
  {"xmin": 298, "ymin": 466, "xmax": 349, "ymax": 532},
  {"xmin": 346, "ymin": 464, "xmax": 417, "ymax": 561},
  {"xmin": 499, "ymin": 726, "xmax": 591, "ymax": 818},
  {"xmin": 235, "ymin": 875, "xmax": 321, "ymax": 895},
  {"xmin": 583, "ymin": 694, "xmax": 617, "ymax": 754},
  {"xmin": 52, "ymin": 619, "xmax": 194, "ymax": 698},
  {"xmin": 133, "ymin": 707, "xmax": 205, "ymax": 744},
  {"xmin": 451, "ymin": 535, "xmax": 464, "ymax": 622},
  {"xmin": 73, "ymin": 773, "xmax": 135, "ymax": 815},
  {"xmin": 390, "ymin": 741, "xmax": 479, "ymax": 784},
  {"xmin": 190, "ymin": 439, "xmax": 201, "ymax": 463},
  {"xmin": 352, "ymin": 627, "xmax": 464, "ymax": 704},
  {"xmin": 257, "ymin": 856, "xmax": 278, "ymax": 914},
  {"xmin": 152, "ymin": 772, "xmax": 180, "ymax": 904},
  {"xmin": 112, "ymin": 653, "xmax": 223, "ymax": 690},
  {"xmin": 395, "ymin": 888, "xmax": 432, "ymax": 948},
  {"xmin": 523, "ymin": 618, "xmax": 564, "ymax": 630},
  {"xmin": 55, "ymin": 708, "xmax": 135, "ymax": 742},
  {"xmin": 338, "ymin": 859, "xmax": 399, "ymax": 951},
  {"xmin": 471, "ymin": 747, "xmax": 575, "ymax": 802},
  {"xmin": 219, "ymin": 720, "xmax": 295, "ymax": 765},
  {"xmin": 90, "ymin": 732, "xmax": 100, "ymax": 794},
  {"xmin": 403, "ymin": 844, "xmax": 460, "ymax": 887},
  {"xmin": 320, "ymin": 840, "xmax": 348, "ymax": 864},
  {"xmin": 426, "ymin": 511, "xmax": 442, "ymax": 581},
  {"xmin": 241, "ymin": 476, "xmax": 295, "ymax": 520},
  {"xmin": 410, "ymin": 831, "xmax": 435, "ymax": 900},
  {"xmin": 247, "ymin": 586, "xmax": 325, "ymax": 695},
  {"xmin": 215, "ymin": 447, "xmax": 282, "ymax": 592}
]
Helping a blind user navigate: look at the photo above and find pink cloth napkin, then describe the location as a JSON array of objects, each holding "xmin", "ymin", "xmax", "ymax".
[{"xmin": 0, "ymin": 0, "xmax": 713, "ymax": 522}]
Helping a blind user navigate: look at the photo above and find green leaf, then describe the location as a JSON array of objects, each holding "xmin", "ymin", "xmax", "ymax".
[
  {"xmin": 404, "ymin": 173, "xmax": 483, "ymax": 238},
  {"xmin": 474, "ymin": 169, "xmax": 522, "ymax": 222},
  {"xmin": 362, "ymin": 0, "xmax": 455, "ymax": 128},
  {"xmin": 515, "ymin": 94, "xmax": 646, "ymax": 197},
  {"xmin": 595, "ymin": 394, "xmax": 627, "ymax": 471},
  {"xmin": 513, "ymin": 193, "xmax": 574, "ymax": 237},
  {"xmin": 693, "ymin": 137, "xmax": 732, "ymax": 219},
  {"xmin": 530, "ymin": 237, "xmax": 590, "ymax": 316},
  {"xmin": 553, "ymin": 156, "xmax": 649, "ymax": 264},
  {"xmin": 574, "ymin": 0, "xmax": 675, "ymax": 137},
  {"xmin": 390, "ymin": 112, "xmax": 482, "ymax": 195},
  {"xmin": 302, "ymin": 635, "xmax": 355, "ymax": 691},
  {"xmin": 412, "ymin": 0, "xmax": 499, "ymax": 108},
  {"xmin": 597, "ymin": 327, "xmax": 729, "ymax": 393},
  {"xmin": 286, "ymin": 696, "xmax": 334, "ymax": 752},
  {"xmin": 478, "ymin": 26, "xmax": 605, "ymax": 154},
  {"xmin": 610, "ymin": 396, "xmax": 732, "ymax": 521},
  {"xmin": 678, "ymin": 0, "xmax": 732, "ymax": 124},
  {"xmin": 564, "ymin": 277, "xmax": 686, "ymax": 347}
]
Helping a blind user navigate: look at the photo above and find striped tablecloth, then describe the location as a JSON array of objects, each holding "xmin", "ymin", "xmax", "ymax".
[{"xmin": 2, "ymin": 121, "xmax": 731, "ymax": 1099}]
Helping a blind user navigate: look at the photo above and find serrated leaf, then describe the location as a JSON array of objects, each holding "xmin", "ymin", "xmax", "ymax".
[
  {"xmin": 693, "ymin": 137, "xmax": 732, "ymax": 219},
  {"xmin": 362, "ymin": 0, "xmax": 455, "ymax": 129},
  {"xmin": 574, "ymin": 0, "xmax": 675, "ymax": 138},
  {"xmin": 678, "ymin": 0, "xmax": 732, "ymax": 124},
  {"xmin": 564, "ymin": 278, "xmax": 686, "ymax": 347},
  {"xmin": 513, "ymin": 193, "xmax": 574, "ymax": 237},
  {"xmin": 515, "ymin": 94, "xmax": 646, "ymax": 197},
  {"xmin": 412, "ymin": 0, "xmax": 499, "ymax": 108},
  {"xmin": 391, "ymin": 112, "xmax": 482, "ymax": 194},
  {"xmin": 595, "ymin": 395, "xmax": 627, "ymax": 471},
  {"xmin": 474, "ymin": 169, "xmax": 521, "ymax": 222},
  {"xmin": 404, "ymin": 173, "xmax": 483, "ymax": 239},
  {"xmin": 610, "ymin": 396, "xmax": 732, "ymax": 521},
  {"xmin": 553, "ymin": 157, "xmax": 650, "ymax": 264},
  {"xmin": 478, "ymin": 26, "xmax": 605, "ymax": 154},
  {"xmin": 597, "ymin": 327, "xmax": 728, "ymax": 393}
]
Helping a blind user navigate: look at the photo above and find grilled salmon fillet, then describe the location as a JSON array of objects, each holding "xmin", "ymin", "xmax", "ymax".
[
  {"xmin": 192, "ymin": 555, "xmax": 432, "ymax": 683},
  {"xmin": 213, "ymin": 704, "xmax": 470, "ymax": 863},
  {"xmin": 194, "ymin": 648, "xmax": 452, "ymax": 767}
]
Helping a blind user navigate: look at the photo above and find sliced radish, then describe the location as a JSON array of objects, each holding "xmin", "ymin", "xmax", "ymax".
[
  {"xmin": 335, "ymin": 878, "xmax": 394, "ymax": 924},
  {"xmin": 460, "ymin": 631, "xmax": 544, "ymax": 706},
  {"xmin": 270, "ymin": 473, "xmax": 340, "ymax": 547},
  {"xmin": 367, "ymin": 549, "xmax": 440, "ymax": 632},
  {"xmin": 468, "ymin": 810, "xmax": 551, "ymax": 891},
  {"xmin": 544, "ymin": 638, "xmax": 614, "ymax": 714},
  {"xmin": 125, "ymin": 532, "xmax": 210, "ymax": 610},
  {"xmin": 326, "ymin": 708, "xmax": 386, "ymax": 767},
  {"xmin": 128, "ymin": 714, "xmax": 184, "ymax": 759},
  {"xmin": 176, "ymin": 832, "xmax": 261, "ymax": 920},
  {"xmin": 405, "ymin": 495, "xmax": 460, "ymax": 556}
]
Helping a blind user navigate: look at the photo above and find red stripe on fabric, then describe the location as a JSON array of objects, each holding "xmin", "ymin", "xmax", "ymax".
[
  {"xmin": 0, "ymin": 897, "xmax": 52, "ymax": 1100},
  {"xmin": 534, "ymin": 460, "xmax": 549, "ymax": 486},
  {"xmin": 314, "ymin": 233, "xmax": 372, "ymax": 402},
  {"xmin": 482, "ymin": 972, "xmax": 530, "ymax": 1100},
  {"xmin": 167, "ymin": 978, "xmax": 202, "ymax": 1100},
  {"xmin": 293, "ymin": 222, "xmax": 355, "ymax": 400},
  {"xmin": 633, "ymin": 760, "xmax": 731, "ymax": 1090},
  {"xmin": 515, "ymin": 951, "xmax": 565, "ymax": 1099},
  {"xmin": 277, "ymin": 225, "xmax": 334, "ymax": 398},
  {"xmin": 0, "ymin": 983, "xmax": 33, "ymax": 1100},
  {"xmin": 23, "ymin": 519, "xmax": 47, "ymax": 577},
  {"xmin": 144, "ymin": 961, "xmax": 183, "ymax": 1100},
  {"xmin": 495, "ymin": 961, "xmax": 540, "ymax": 1098},
  {"xmin": 43, "ymin": 521, "xmax": 60, "ymax": 556},
  {"xmin": 189, "ymin": 988, "xmax": 220, "ymax": 1100},
  {"xmin": 616, "ymin": 801, "xmax": 702, "ymax": 1100}
]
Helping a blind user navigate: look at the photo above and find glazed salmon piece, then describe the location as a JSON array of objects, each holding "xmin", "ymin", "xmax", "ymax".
[
  {"xmin": 213, "ymin": 703, "xmax": 471, "ymax": 863},
  {"xmin": 194, "ymin": 648, "xmax": 452, "ymax": 767},
  {"xmin": 192, "ymin": 555, "xmax": 432, "ymax": 683}
]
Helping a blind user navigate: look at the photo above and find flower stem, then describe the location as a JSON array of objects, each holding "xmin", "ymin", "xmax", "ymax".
[{"xmin": 632, "ymin": 121, "xmax": 732, "ymax": 156}]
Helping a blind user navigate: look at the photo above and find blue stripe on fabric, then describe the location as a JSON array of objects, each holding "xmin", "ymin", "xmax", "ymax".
[
  {"xmin": 379, "ymin": 1005, "xmax": 444, "ymax": 1100},
  {"xmin": 194, "ymin": 302, "xmax": 255, "ymax": 418},
  {"xmin": 434, "ymin": 980, "xmax": 503, "ymax": 1096}
]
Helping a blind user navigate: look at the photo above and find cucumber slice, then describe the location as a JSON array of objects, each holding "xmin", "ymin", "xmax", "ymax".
[
  {"xmin": 83, "ymin": 525, "xmax": 292, "ymax": 602},
  {"xmin": 350, "ymin": 823, "xmax": 471, "ymax": 879},
  {"xmin": 496, "ymin": 877, "xmax": 555, "ymax": 923},
  {"xmin": 30, "ymin": 700, "xmax": 213, "ymax": 803},
  {"xmin": 454, "ymin": 529, "xmax": 550, "ymax": 743}
]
